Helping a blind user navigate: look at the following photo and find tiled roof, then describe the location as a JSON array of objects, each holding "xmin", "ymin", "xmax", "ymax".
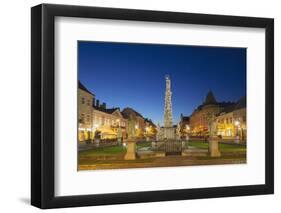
[
  {"xmin": 181, "ymin": 116, "xmax": 190, "ymax": 122},
  {"xmin": 219, "ymin": 96, "xmax": 246, "ymax": 114},
  {"xmin": 234, "ymin": 96, "xmax": 246, "ymax": 110},
  {"xmin": 121, "ymin": 107, "xmax": 144, "ymax": 119},
  {"xmin": 204, "ymin": 90, "xmax": 217, "ymax": 105},
  {"xmin": 93, "ymin": 106, "xmax": 120, "ymax": 114},
  {"xmin": 144, "ymin": 118, "xmax": 156, "ymax": 127},
  {"xmin": 78, "ymin": 81, "xmax": 94, "ymax": 95}
]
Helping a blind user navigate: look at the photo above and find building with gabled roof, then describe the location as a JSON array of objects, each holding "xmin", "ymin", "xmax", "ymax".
[
  {"xmin": 216, "ymin": 96, "xmax": 246, "ymax": 142},
  {"xmin": 121, "ymin": 107, "xmax": 146, "ymax": 139},
  {"xmin": 78, "ymin": 81, "xmax": 95, "ymax": 142},
  {"xmin": 189, "ymin": 90, "xmax": 236, "ymax": 137}
]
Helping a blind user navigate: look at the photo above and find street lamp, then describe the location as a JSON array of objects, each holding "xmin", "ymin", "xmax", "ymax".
[
  {"xmin": 116, "ymin": 119, "xmax": 122, "ymax": 144},
  {"xmin": 185, "ymin": 125, "xmax": 190, "ymax": 141},
  {"xmin": 234, "ymin": 120, "xmax": 240, "ymax": 143},
  {"xmin": 234, "ymin": 120, "xmax": 240, "ymax": 127}
]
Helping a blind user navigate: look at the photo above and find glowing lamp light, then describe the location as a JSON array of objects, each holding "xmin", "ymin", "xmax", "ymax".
[{"xmin": 234, "ymin": 121, "xmax": 240, "ymax": 126}]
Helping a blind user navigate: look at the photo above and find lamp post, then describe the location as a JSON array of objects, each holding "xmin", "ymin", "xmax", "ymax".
[
  {"xmin": 234, "ymin": 120, "xmax": 240, "ymax": 144},
  {"xmin": 185, "ymin": 124, "xmax": 190, "ymax": 141},
  {"xmin": 145, "ymin": 126, "xmax": 149, "ymax": 142},
  {"xmin": 93, "ymin": 124, "xmax": 100, "ymax": 145},
  {"xmin": 116, "ymin": 119, "xmax": 122, "ymax": 145}
]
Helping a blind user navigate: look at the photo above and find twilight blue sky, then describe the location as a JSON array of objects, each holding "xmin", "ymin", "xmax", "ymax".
[{"xmin": 78, "ymin": 41, "xmax": 246, "ymax": 125}]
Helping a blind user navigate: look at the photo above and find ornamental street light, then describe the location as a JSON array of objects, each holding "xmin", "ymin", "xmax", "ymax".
[{"xmin": 234, "ymin": 120, "xmax": 240, "ymax": 143}]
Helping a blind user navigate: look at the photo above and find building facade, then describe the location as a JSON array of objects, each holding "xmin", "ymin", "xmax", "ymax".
[
  {"xmin": 121, "ymin": 107, "xmax": 146, "ymax": 139},
  {"xmin": 92, "ymin": 104, "xmax": 127, "ymax": 140},
  {"xmin": 189, "ymin": 91, "xmax": 231, "ymax": 137},
  {"xmin": 78, "ymin": 81, "xmax": 95, "ymax": 142},
  {"xmin": 78, "ymin": 81, "xmax": 156, "ymax": 143},
  {"xmin": 178, "ymin": 114, "xmax": 190, "ymax": 140},
  {"xmin": 216, "ymin": 97, "xmax": 246, "ymax": 141},
  {"xmin": 144, "ymin": 118, "xmax": 157, "ymax": 140},
  {"xmin": 188, "ymin": 91, "xmax": 246, "ymax": 142}
]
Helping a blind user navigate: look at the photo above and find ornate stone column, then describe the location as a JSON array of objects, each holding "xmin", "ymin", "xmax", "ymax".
[{"xmin": 164, "ymin": 75, "xmax": 173, "ymax": 128}]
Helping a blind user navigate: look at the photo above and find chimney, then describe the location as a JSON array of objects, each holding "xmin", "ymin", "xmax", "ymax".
[
  {"xmin": 96, "ymin": 99, "xmax": 100, "ymax": 107},
  {"xmin": 101, "ymin": 102, "xmax": 106, "ymax": 109}
]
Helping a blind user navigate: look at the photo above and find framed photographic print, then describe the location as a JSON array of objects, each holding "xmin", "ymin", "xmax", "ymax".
[{"xmin": 31, "ymin": 4, "xmax": 274, "ymax": 209}]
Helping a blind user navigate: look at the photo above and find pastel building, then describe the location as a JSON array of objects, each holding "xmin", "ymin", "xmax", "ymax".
[
  {"xmin": 121, "ymin": 107, "xmax": 146, "ymax": 139},
  {"xmin": 216, "ymin": 97, "xmax": 246, "ymax": 141},
  {"xmin": 92, "ymin": 103, "xmax": 127, "ymax": 140},
  {"xmin": 189, "ymin": 91, "xmax": 233, "ymax": 137},
  {"xmin": 78, "ymin": 81, "xmax": 95, "ymax": 142}
]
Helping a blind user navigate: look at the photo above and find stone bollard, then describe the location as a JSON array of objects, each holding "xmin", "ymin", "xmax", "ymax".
[
  {"xmin": 124, "ymin": 140, "xmax": 136, "ymax": 160},
  {"xmin": 208, "ymin": 136, "xmax": 221, "ymax": 157}
]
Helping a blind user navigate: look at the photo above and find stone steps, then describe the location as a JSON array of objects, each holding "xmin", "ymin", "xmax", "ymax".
[
  {"xmin": 181, "ymin": 149, "xmax": 208, "ymax": 157},
  {"xmin": 137, "ymin": 150, "xmax": 166, "ymax": 159}
]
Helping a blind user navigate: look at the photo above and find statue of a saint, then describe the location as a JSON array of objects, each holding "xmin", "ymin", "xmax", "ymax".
[
  {"xmin": 206, "ymin": 113, "xmax": 217, "ymax": 137},
  {"xmin": 210, "ymin": 120, "xmax": 217, "ymax": 137}
]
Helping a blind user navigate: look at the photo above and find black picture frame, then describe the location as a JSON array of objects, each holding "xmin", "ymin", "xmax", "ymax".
[{"xmin": 31, "ymin": 3, "xmax": 274, "ymax": 209}]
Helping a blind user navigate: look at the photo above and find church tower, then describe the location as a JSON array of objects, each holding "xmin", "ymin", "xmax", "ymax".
[{"xmin": 164, "ymin": 75, "xmax": 173, "ymax": 127}]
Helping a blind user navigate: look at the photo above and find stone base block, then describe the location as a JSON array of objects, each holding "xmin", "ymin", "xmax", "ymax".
[
  {"xmin": 209, "ymin": 137, "xmax": 221, "ymax": 157},
  {"xmin": 124, "ymin": 141, "xmax": 136, "ymax": 160},
  {"xmin": 124, "ymin": 152, "xmax": 136, "ymax": 160}
]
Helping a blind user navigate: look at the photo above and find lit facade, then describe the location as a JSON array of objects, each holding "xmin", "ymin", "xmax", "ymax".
[
  {"xmin": 189, "ymin": 91, "xmax": 226, "ymax": 137},
  {"xmin": 78, "ymin": 81, "xmax": 95, "ymax": 142},
  {"xmin": 216, "ymin": 106, "xmax": 246, "ymax": 141},
  {"xmin": 189, "ymin": 92, "xmax": 247, "ymax": 142},
  {"xmin": 144, "ymin": 119, "xmax": 157, "ymax": 140},
  {"xmin": 122, "ymin": 107, "xmax": 146, "ymax": 139},
  {"xmin": 178, "ymin": 114, "xmax": 190, "ymax": 139},
  {"xmin": 78, "ymin": 82, "xmax": 157, "ymax": 143},
  {"xmin": 92, "ymin": 106, "xmax": 127, "ymax": 140}
]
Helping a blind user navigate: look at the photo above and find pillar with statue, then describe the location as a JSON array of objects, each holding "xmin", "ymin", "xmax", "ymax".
[
  {"xmin": 206, "ymin": 113, "xmax": 221, "ymax": 157},
  {"xmin": 124, "ymin": 115, "xmax": 137, "ymax": 160}
]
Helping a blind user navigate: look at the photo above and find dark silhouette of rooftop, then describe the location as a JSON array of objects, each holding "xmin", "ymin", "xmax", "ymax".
[{"xmin": 204, "ymin": 90, "xmax": 217, "ymax": 105}]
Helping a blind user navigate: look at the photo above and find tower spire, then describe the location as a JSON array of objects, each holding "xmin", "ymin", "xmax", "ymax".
[{"xmin": 164, "ymin": 75, "xmax": 173, "ymax": 127}]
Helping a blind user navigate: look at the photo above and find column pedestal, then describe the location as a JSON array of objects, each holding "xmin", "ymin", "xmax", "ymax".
[
  {"xmin": 124, "ymin": 140, "xmax": 136, "ymax": 160},
  {"xmin": 209, "ymin": 136, "xmax": 221, "ymax": 157}
]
